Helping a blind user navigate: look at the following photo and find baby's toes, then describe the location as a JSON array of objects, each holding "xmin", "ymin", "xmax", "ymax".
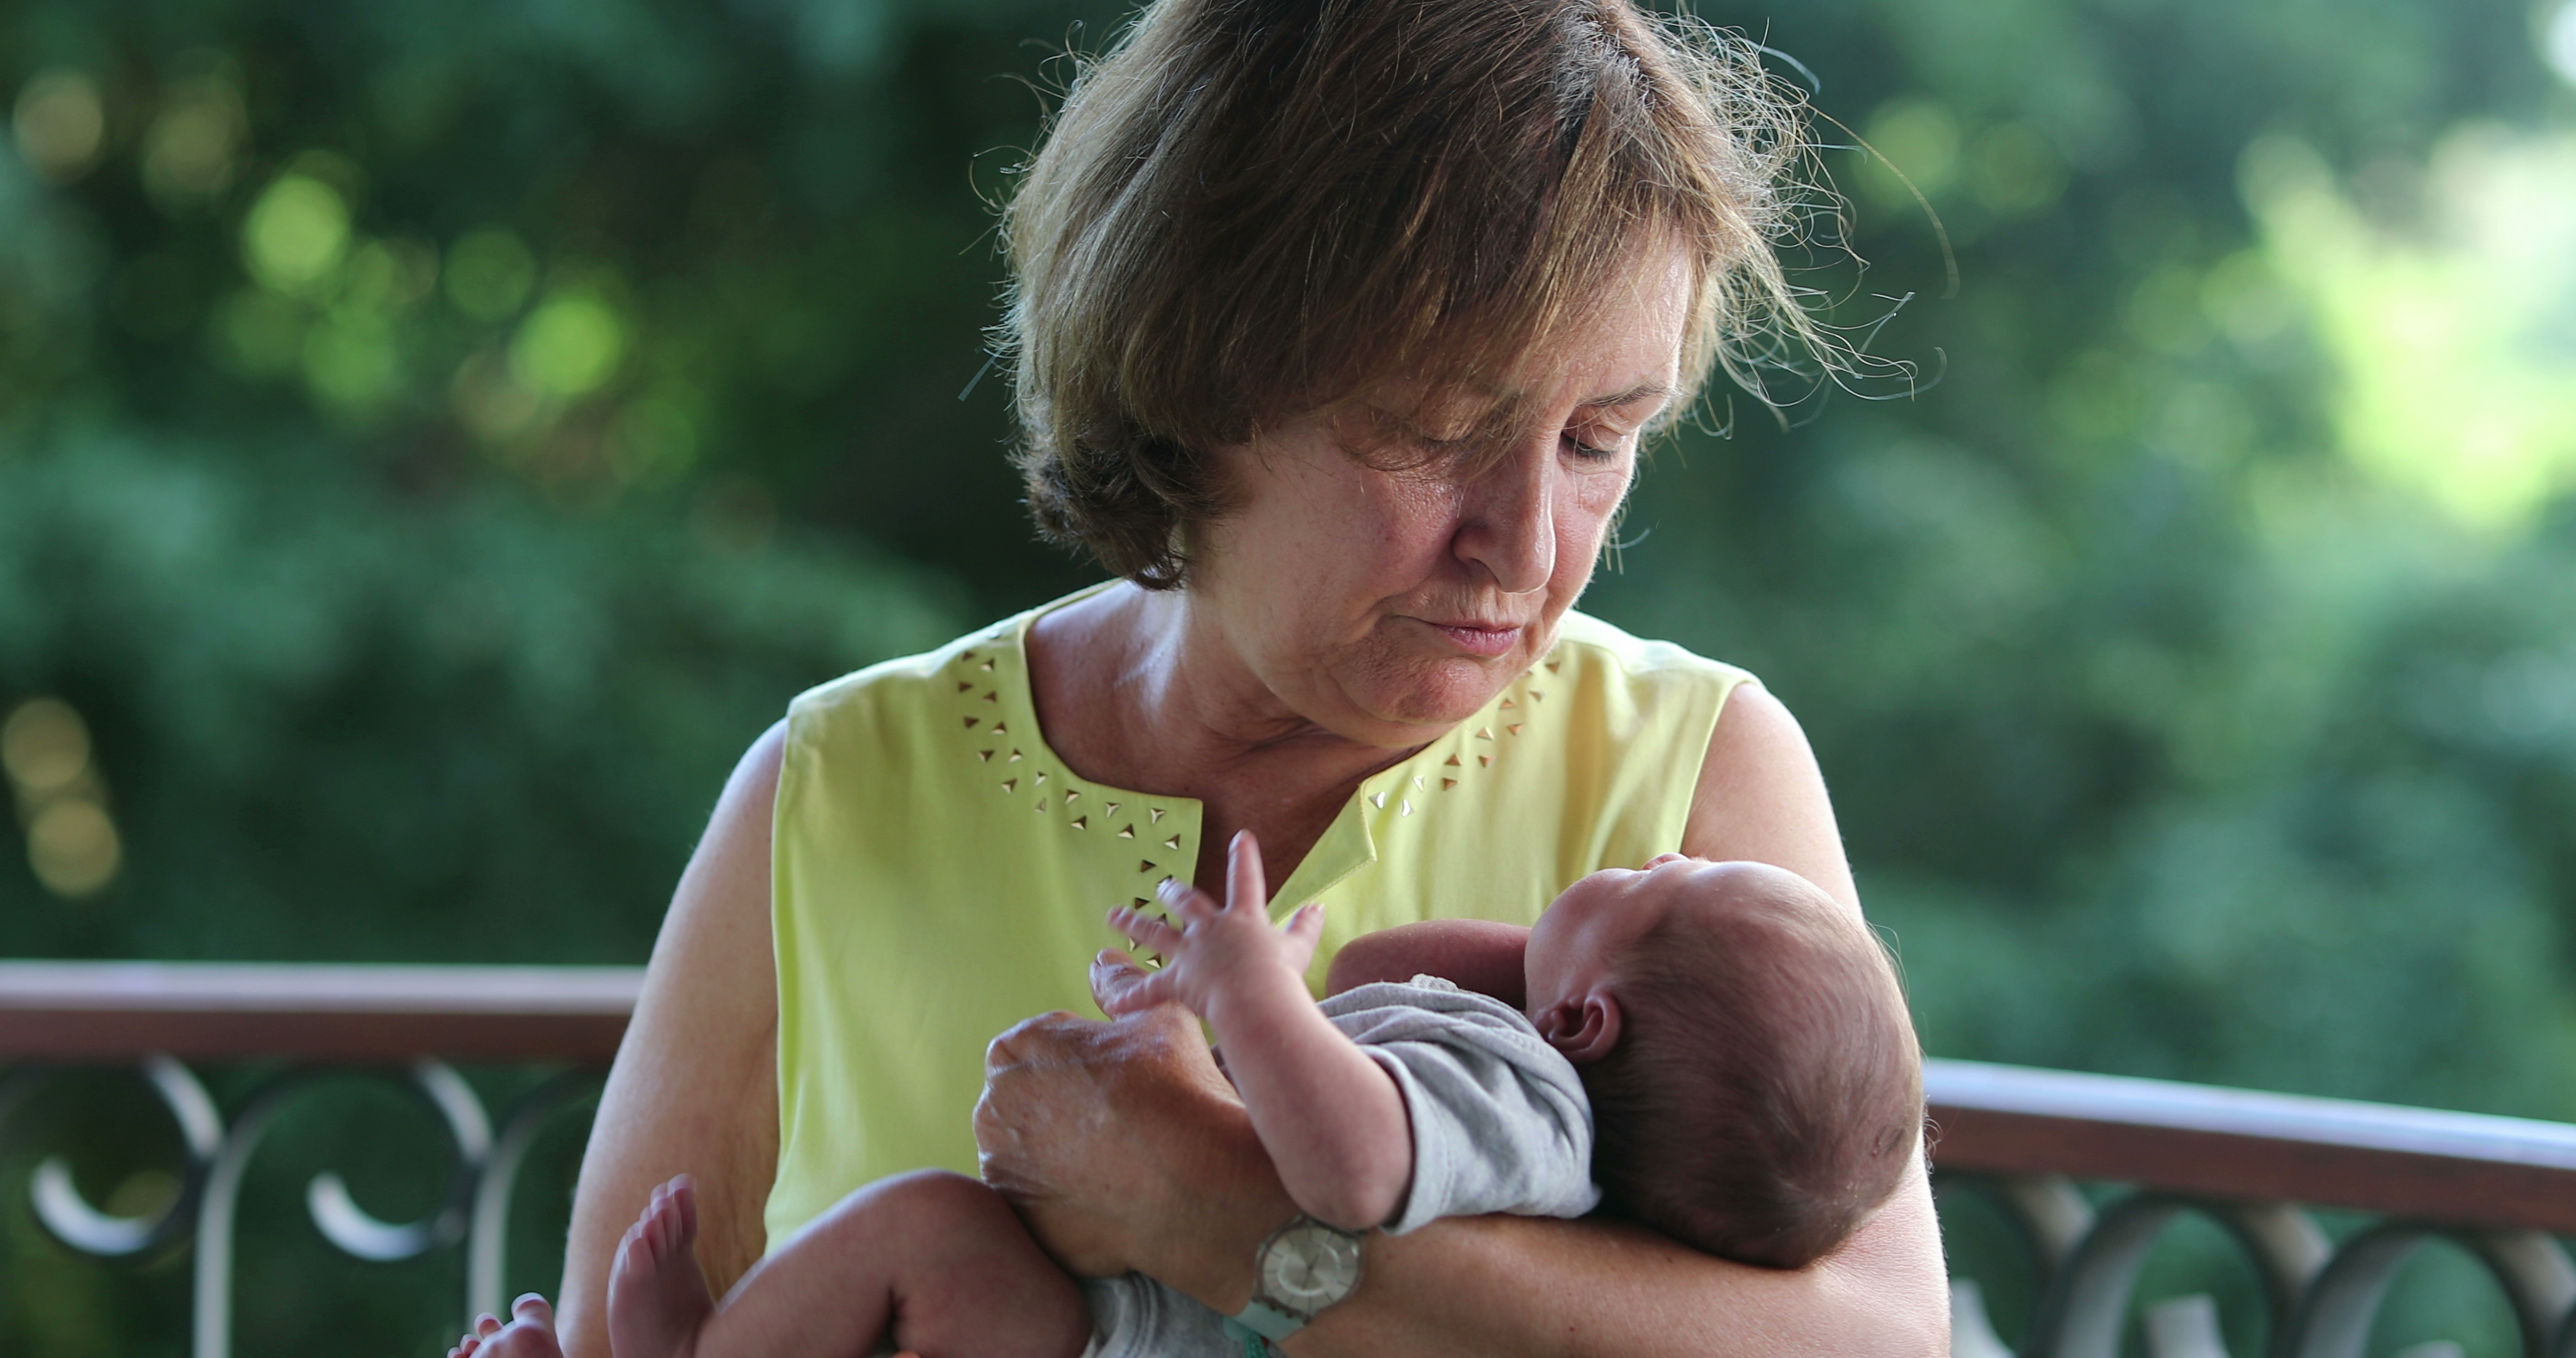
[{"xmin": 481, "ymin": 1319, "xmax": 564, "ymax": 1358}]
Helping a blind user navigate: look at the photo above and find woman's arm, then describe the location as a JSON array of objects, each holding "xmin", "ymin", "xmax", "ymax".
[
  {"xmin": 552, "ymin": 722, "xmax": 787, "ymax": 1358},
  {"xmin": 982, "ymin": 1005, "xmax": 1947, "ymax": 1358},
  {"xmin": 978, "ymin": 682, "xmax": 1950, "ymax": 1356}
]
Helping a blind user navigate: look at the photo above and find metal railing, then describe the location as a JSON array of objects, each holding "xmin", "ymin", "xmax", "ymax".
[
  {"xmin": 5, "ymin": 963, "xmax": 2574, "ymax": 1357},
  {"xmin": 1931, "ymin": 1061, "xmax": 2576, "ymax": 1358},
  {"xmin": 0, "ymin": 961, "xmax": 636, "ymax": 1358}
]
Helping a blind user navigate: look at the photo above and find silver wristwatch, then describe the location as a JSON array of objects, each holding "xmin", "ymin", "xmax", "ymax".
[{"xmin": 1221, "ymin": 1215, "xmax": 1365, "ymax": 1355}]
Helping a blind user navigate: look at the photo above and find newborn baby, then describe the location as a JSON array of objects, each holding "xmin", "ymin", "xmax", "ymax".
[{"xmin": 473, "ymin": 841, "xmax": 1918, "ymax": 1358}]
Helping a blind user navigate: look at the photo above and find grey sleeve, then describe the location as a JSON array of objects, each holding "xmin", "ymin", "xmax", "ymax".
[{"xmin": 1320, "ymin": 979, "xmax": 1601, "ymax": 1235}]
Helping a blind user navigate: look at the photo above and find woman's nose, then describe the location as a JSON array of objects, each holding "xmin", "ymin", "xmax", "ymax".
[{"xmin": 1452, "ymin": 443, "xmax": 1558, "ymax": 594}]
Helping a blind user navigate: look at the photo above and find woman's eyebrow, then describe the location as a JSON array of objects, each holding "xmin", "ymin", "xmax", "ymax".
[{"xmin": 1579, "ymin": 382, "xmax": 1679, "ymax": 411}]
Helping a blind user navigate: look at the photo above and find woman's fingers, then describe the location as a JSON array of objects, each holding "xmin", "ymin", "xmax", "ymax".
[
  {"xmin": 1091, "ymin": 949, "xmax": 1174, "ymax": 1015},
  {"xmin": 975, "ymin": 1003, "xmax": 1233, "ymax": 1278}
]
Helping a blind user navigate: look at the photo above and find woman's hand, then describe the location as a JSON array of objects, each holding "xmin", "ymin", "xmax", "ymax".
[{"xmin": 973, "ymin": 969, "xmax": 1297, "ymax": 1300}]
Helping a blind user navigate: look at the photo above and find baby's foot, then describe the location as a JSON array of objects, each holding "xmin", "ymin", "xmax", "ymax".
[
  {"xmin": 609, "ymin": 1176, "xmax": 715, "ymax": 1358},
  {"xmin": 449, "ymin": 1295, "xmax": 563, "ymax": 1358}
]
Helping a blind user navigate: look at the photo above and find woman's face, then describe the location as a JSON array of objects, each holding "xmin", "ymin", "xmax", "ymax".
[{"xmin": 1188, "ymin": 251, "xmax": 1691, "ymax": 748}]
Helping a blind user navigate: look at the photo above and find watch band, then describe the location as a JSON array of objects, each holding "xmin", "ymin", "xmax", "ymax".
[{"xmin": 1223, "ymin": 1300, "xmax": 1305, "ymax": 1357}]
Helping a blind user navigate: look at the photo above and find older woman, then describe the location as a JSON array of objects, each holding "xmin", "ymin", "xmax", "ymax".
[{"xmin": 480, "ymin": 1, "xmax": 1950, "ymax": 1354}]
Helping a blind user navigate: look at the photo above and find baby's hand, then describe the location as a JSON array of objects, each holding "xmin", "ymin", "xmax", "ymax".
[{"xmin": 1098, "ymin": 831, "xmax": 1324, "ymax": 1019}]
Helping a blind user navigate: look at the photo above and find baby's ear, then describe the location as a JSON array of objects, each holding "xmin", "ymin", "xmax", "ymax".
[{"xmin": 1535, "ymin": 992, "xmax": 1623, "ymax": 1064}]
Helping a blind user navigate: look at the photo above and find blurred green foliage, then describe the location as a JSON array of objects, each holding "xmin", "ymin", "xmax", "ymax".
[{"xmin": 2, "ymin": 0, "xmax": 2573, "ymax": 1352}]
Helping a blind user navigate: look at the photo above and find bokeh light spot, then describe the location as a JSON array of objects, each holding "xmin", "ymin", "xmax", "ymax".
[
  {"xmin": 11, "ymin": 70, "xmax": 106, "ymax": 182},
  {"xmin": 509, "ymin": 293, "xmax": 626, "ymax": 397},
  {"xmin": 243, "ymin": 175, "xmax": 352, "ymax": 293},
  {"xmin": 304, "ymin": 319, "xmax": 402, "ymax": 408},
  {"xmin": 212, "ymin": 287, "xmax": 308, "ymax": 375},
  {"xmin": 343, "ymin": 238, "xmax": 439, "ymax": 312},
  {"xmin": 445, "ymin": 228, "xmax": 538, "ymax": 321},
  {"xmin": 608, "ymin": 394, "xmax": 704, "ymax": 485},
  {"xmin": 2245, "ymin": 128, "xmax": 2576, "ymax": 527},
  {"xmin": 2, "ymin": 698, "xmax": 91, "ymax": 794},
  {"xmin": 1969, "ymin": 123, "xmax": 2068, "ymax": 214},
  {"xmin": 142, "ymin": 75, "xmax": 250, "ymax": 206},
  {"xmin": 2547, "ymin": 0, "xmax": 2576, "ymax": 86},
  {"xmin": 28, "ymin": 800, "xmax": 120, "ymax": 898},
  {"xmin": 452, "ymin": 350, "xmax": 543, "ymax": 440},
  {"xmin": 2199, "ymin": 250, "xmax": 2299, "ymax": 346},
  {"xmin": 1858, "ymin": 98, "xmax": 1962, "ymax": 209}
]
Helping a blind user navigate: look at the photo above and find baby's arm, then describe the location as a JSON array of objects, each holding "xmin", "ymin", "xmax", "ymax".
[
  {"xmin": 1099, "ymin": 833, "xmax": 1413, "ymax": 1232},
  {"xmin": 1325, "ymin": 919, "xmax": 1532, "ymax": 1005}
]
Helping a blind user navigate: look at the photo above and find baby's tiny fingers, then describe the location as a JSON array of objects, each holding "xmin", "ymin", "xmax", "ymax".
[
  {"xmin": 1280, "ymin": 901, "xmax": 1326, "ymax": 943},
  {"xmin": 1156, "ymin": 876, "xmax": 1222, "ymax": 925},
  {"xmin": 1106, "ymin": 906, "xmax": 1186, "ymax": 954}
]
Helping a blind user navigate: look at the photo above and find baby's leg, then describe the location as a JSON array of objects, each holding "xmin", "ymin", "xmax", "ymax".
[{"xmin": 616, "ymin": 1169, "xmax": 1092, "ymax": 1358}]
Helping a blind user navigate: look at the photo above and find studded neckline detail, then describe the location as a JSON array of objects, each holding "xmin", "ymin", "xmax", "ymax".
[
  {"xmin": 952, "ymin": 626, "xmax": 1190, "ymax": 908},
  {"xmin": 952, "ymin": 609, "xmax": 1567, "ymax": 902}
]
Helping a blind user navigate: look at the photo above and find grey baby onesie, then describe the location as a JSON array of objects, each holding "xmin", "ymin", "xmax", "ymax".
[{"xmin": 1078, "ymin": 976, "xmax": 1599, "ymax": 1358}]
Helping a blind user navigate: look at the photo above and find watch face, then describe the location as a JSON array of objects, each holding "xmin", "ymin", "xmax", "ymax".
[{"xmin": 1260, "ymin": 1221, "xmax": 1363, "ymax": 1313}]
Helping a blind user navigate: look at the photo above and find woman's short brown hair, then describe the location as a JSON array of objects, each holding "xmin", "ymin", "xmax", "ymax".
[{"xmin": 1002, "ymin": 0, "xmax": 1822, "ymax": 587}]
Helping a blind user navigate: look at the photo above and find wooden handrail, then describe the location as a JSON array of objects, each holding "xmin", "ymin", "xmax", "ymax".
[
  {"xmin": 0, "ymin": 961, "xmax": 642, "ymax": 1062},
  {"xmin": 1926, "ymin": 1059, "xmax": 2576, "ymax": 1234},
  {"xmin": 4, "ymin": 963, "xmax": 2574, "ymax": 1234}
]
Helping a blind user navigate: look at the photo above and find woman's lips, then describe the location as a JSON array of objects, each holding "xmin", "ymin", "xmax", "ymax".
[{"xmin": 1428, "ymin": 621, "xmax": 1523, "ymax": 657}]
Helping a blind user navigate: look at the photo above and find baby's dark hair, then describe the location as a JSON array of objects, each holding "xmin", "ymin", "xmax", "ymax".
[{"xmin": 1580, "ymin": 865, "xmax": 1922, "ymax": 1269}]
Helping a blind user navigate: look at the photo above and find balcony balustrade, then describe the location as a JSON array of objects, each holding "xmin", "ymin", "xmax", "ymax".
[{"xmin": 3, "ymin": 961, "xmax": 2572, "ymax": 1357}]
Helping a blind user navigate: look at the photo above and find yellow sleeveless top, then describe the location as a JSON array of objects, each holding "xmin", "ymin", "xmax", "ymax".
[{"xmin": 764, "ymin": 588, "xmax": 1752, "ymax": 1246}]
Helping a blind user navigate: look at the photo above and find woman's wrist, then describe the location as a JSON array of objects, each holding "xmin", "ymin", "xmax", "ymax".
[{"xmin": 1131, "ymin": 1081, "xmax": 1303, "ymax": 1312}]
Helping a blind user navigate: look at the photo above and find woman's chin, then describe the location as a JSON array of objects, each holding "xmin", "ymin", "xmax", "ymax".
[{"xmin": 1347, "ymin": 654, "xmax": 1519, "ymax": 736}]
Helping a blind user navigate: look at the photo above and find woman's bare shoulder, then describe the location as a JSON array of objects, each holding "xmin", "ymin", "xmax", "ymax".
[
  {"xmin": 647, "ymin": 719, "xmax": 786, "ymax": 1032},
  {"xmin": 1682, "ymin": 683, "xmax": 1862, "ymax": 915}
]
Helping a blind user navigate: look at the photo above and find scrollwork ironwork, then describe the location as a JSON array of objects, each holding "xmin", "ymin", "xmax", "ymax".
[
  {"xmin": 1946, "ymin": 1172, "xmax": 2576, "ymax": 1358},
  {"xmin": 0, "ymin": 1054, "xmax": 604, "ymax": 1358}
]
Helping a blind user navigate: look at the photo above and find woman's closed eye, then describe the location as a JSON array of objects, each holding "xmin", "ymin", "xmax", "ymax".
[{"xmin": 1563, "ymin": 424, "xmax": 1638, "ymax": 461}]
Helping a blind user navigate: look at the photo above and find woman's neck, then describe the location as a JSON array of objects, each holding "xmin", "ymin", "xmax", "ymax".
[{"xmin": 1027, "ymin": 582, "xmax": 1423, "ymax": 895}]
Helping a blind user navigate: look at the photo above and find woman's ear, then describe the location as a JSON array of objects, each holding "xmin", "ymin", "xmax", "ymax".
[{"xmin": 1535, "ymin": 991, "xmax": 1624, "ymax": 1064}]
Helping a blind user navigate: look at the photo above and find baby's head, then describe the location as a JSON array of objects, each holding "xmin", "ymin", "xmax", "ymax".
[{"xmin": 1524, "ymin": 856, "xmax": 1921, "ymax": 1269}]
